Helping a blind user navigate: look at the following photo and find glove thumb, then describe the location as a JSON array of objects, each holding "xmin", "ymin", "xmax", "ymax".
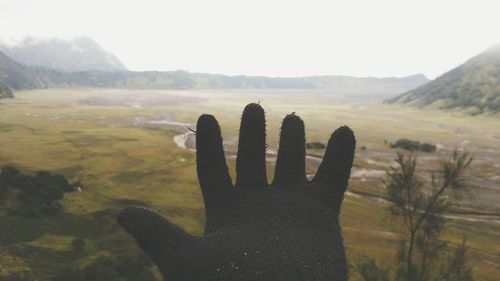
[{"xmin": 117, "ymin": 207, "xmax": 213, "ymax": 280}]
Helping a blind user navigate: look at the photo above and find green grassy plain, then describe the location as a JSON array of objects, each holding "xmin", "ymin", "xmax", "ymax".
[{"xmin": 0, "ymin": 89, "xmax": 499, "ymax": 280}]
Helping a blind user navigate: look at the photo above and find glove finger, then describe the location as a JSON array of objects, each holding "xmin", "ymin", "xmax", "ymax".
[
  {"xmin": 313, "ymin": 126, "xmax": 355, "ymax": 212},
  {"xmin": 272, "ymin": 114, "xmax": 306, "ymax": 188},
  {"xmin": 117, "ymin": 207, "xmax": 211, "ymax": 279},
  {"xmin": 235, "ymin": 103, "xmax": 268, "ymax": 188},
  {"xmin": 196, "ymin": 114, "xmax": 233, "ymax": 199}
]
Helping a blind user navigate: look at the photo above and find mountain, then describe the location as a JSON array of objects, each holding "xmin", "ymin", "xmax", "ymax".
[
  {"xmin": 0, "ymin": 36, "xmax": 428, "ymax": 97},
  {"xmin": 0, "ymin": 50, "xmax": 45, "ymax": 91},
  {"xmin": 387, "ymin": 45, "xmax": 500, "ymax": 114},
  {"xmin": 0, "ymin": 81, "xmax": 13, "ymax": 98},
  {"xmin": 305, "ymin": 74, "xmax": 428, "ymax": 96},
  {"xmin": 32, "ymin": 68, "xmax": 428, "ymax": 96},
  {"xmin": 0, "ymin": 37, "xmax": 127, "ymax": 72}
]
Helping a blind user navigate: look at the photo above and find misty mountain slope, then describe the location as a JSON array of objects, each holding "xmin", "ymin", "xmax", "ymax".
[
  {"xmin": 32, "ymin": 68, "xmax": 428, "ymax": 96},
  {"xmin": 307, "ymin": 74, "xmax": 428, "ymax": 95},
  {"xmin": 0, "ymin": 50, "xmax": 45, "ymax": 90},
  {"xmin": 387, "ymin": 45, "xmax": 500, "ymax": 113},
  {"xmin": 0, "ymin": 36, "xmax": 427, "ymax": 96},
  {"xmin": 0, "ymin": 37, "xmax": 127, "ymax": 72},
  {"xmin": 0, "ymin": 81, "xmax": 13, "ymax": 98}
]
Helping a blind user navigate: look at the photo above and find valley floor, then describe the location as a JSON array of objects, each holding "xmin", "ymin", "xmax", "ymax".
[{"xmin": 0, "ymin": 89, "xmax": 499, "ymax": 280}]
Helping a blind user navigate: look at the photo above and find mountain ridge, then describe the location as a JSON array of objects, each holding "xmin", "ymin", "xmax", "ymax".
[
  {"xmin": 0, "ymin": 50, "xmax": 45, "ymax": 90},
  {"xmin": 0, "ymin": 36, "xmax": 429, "ymax": 98},
  {"xmin": 387, "ymin": 45, "xmax": 500, "ymax": 114},
  {"xmin": 32, "ymin": 67, "xmax": 428, "ymax": 94},
  {"xmin": 0, "ymin": 37, "xmax": 127, "ymax": 72},
  {"xmin": 0, "ymin": 81, "xmax": 13, "ymax": 98}
]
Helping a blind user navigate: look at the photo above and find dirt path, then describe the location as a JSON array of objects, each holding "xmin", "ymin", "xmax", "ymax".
[{"xmin": 171, "ymin": 130, "xmax": 500, "ymax": 224}]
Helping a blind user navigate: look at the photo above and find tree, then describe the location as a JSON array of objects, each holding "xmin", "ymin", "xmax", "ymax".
[
  {"xmin": 384, "ymin": 150, "xmax": 473, "ymax": 281},
  {"xmin": 355, "ymin": 254, "xmax": 390, "ymax": 281},
  {"xmin": 437, "ymin": 237, "xmax": 474, "ymax": 281}
]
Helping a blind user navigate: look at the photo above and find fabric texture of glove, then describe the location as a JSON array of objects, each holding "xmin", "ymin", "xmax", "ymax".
[{"xmin": 117, "ymin": 103, "xmax": 356, "ymax": 281}]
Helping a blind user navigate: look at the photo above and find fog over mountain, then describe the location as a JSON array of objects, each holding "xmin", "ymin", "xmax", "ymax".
[
  {"xmin": 0, "ymin": 50, "xmax": 45, "ymax": 90},
  {"xmin": 0, "ymin": 81, "xmax": 13, "ymax": 98},
  {"xmin": 0, "ymin": 37, "xmax": 127, "ymax": 72},
  {"xmin": 0, "ymin": 36, "xmax": 429, "ymax": 99}
]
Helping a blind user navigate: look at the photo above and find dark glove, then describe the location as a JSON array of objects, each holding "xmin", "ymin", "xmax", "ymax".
[{"xmin": 117, "ymin": 103, "xmax": 356, "ymax": 281}]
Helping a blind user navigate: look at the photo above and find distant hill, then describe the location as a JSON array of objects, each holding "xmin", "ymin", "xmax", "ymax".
[
  {"xmin": 387, "ymin": 45, "xmax": 500, "ymax": 114},
  {"xmin": 0, "ymin": 50, "xmax": 45, "ymax": 91},
  {"xmin": 0, "ymin": 36, "xmax": 428, "ymax": 98},
  {"xmin": 0, "ymin": 37, "xmax": 127, "ymax": 72},
  {"xmin": 32, "ymin": 68, "xmax": 428, "ymax": 96},
  {"xmin": 0, "ymin": 81, "xmax": 13, "ymax": 98}
]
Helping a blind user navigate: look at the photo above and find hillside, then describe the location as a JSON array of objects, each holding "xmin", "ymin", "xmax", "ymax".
[
  {"xmin": 32, "ymin": 68, "xmax": 428, "ymax": 95},
  {"xmin": 0, "ymin": 81, "xmax": 13, "ymax": 98},
  {"xmin": 387, "ymin": 45, "xmax": 500, "ymax": 113},
  {"xmin": 0, "ymin": 37, "xmax": 127, "ymax": 72},
  {"xmin": 0, "ymin": 51, "xmax": 45, "ymax": 90},
  {"xmin": 0, "ymin": 36, "xmax": 428, "ymax": 96}
]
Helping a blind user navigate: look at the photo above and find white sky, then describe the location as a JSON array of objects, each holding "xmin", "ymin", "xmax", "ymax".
[{"xmin": 0, "ymin": 0, "xmax": 499, "ymax": 78}]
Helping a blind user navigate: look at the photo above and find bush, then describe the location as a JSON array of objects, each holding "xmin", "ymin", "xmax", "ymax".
[
  {"xmin": 306, "ymin": 141, "xmax": 326, "ymax": 149},
  {"xmin": 34, "ymin": 171, "xmax": 75, "ymax": 192},
  {"xmin": 419, "ymin": 142, "xmax": 437, "ymax": 153},
  {"xmin": 0, "ymin": 166, "xmax": 80, "ymax": 216},
  {"xmin": 40, "ymin": 202, "xmax": 63, "ymax": 215},
  {"xmin": 355, "ymin": 255, "xmax": 389, "ymax": 281},
  {"xmin": 390, "ymin": 138, "xmax": 436, "ymax": 153},
  {"xmin": 19, "ymin": 206, "xmax": 39, "ymax": 218}
]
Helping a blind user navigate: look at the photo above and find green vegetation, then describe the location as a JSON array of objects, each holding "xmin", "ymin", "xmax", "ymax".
[
  {"xmin": 355, "ymin": 151, "xmax": 474, "ymax": 281},
  {"xmin": 0, "ymin": 43, "xmax": 428, "ymax": 92},
  {"xmin": 0, "ymin": 167, "xmax": 77, "ymax": 217},
  {"xmin": 0, "ymin": 89, "xmax": 498, "ymax": 280},
  {"xmin": 388, "ymin": 45, "xmax": 500, "ymax": 114},
  {"xmin": 29, "ymin": 69, "xmax": 428, "ymax": 92},
  {"xmin": 52, "ymin": 254, "xmax": 155, "ymax": 281},
  {"xmin": 355, "ymin": 254, "xmax": 390, "ymax": 281},
  {"xmin": 390, "ymin": 139, "xmax": 436, "ymax": 152},
  {"xmin": 437, "ymin": 238, "xmax": 474, "ymax": 281},
  {"xmin": 306, "ymin": 141, "xmax": 326, "ymax": 149}
]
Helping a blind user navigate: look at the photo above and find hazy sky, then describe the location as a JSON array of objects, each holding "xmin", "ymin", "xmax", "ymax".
[{"xmin": 0, "ymin": 0, "xmax": 499, "ymax": 78}]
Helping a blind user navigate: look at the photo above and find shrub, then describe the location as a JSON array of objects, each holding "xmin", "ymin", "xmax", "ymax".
[
  {"xmin": 355, "ymin": 254, "xmax": 389, "ymax": 281},
  {"xmin": 306, "ymin": 141, "xmax": 326, "ymax": 149},
  {"xmin": 40, "ymin": 202, "xmax": 63, "ymax": 215},
  {"xmin": 419, "ymin": 142, "xmax": 437, "ymax": 153},
  {"xmin": 0, "ymin": 166, "xmax": 80, "ymax": 216},
  {"xmin": 390, "ymin": 138, "xmax": 436, "ymax": 153},
  {"xmin": 19, "ymin": 206, "xmax": 39, "ymax": 218}
]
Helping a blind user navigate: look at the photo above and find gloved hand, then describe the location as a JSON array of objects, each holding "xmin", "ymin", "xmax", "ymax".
[{"xmin": 117, "ymin": 103, "xmax": 356, "ymax": 281}]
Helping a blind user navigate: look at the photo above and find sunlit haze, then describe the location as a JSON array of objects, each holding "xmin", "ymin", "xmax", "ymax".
[{"xmin": 1, "ymin": 0, "xmax": 499, "ymax": 78}]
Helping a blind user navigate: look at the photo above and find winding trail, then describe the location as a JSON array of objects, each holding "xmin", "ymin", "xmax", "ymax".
[{"xmin": 172, "ymin": 131, "xmax": 500, "ymax": 224}]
